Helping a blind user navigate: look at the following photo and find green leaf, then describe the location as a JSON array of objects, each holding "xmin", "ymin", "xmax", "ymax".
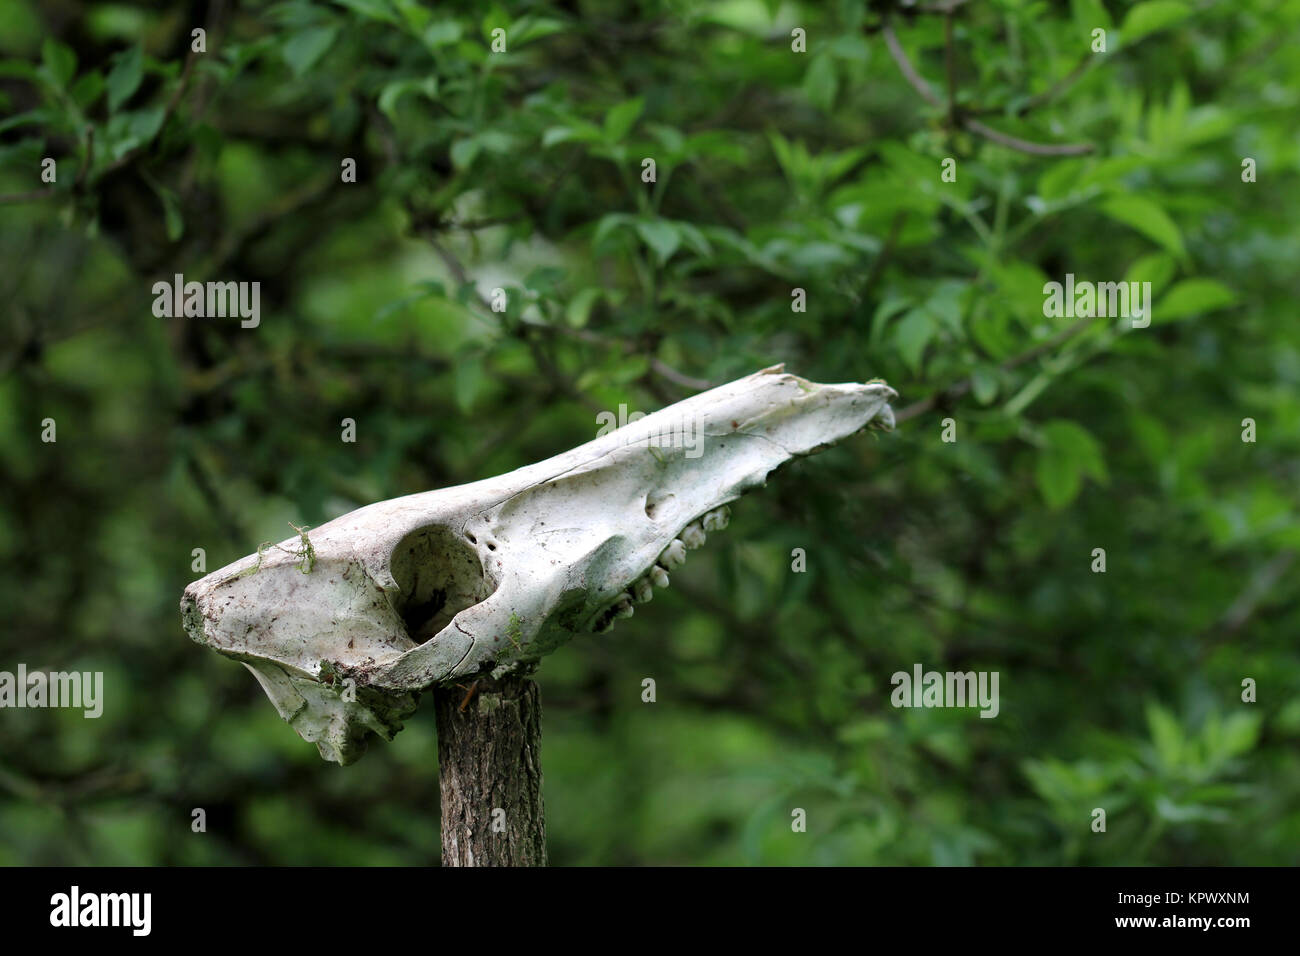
[
  {"xmin": 1037, "ymin": 159, "xmax": 1088, "ymax": 201},
  {"xmin": 871, "ymin": 296, "xmax": 912, "ymax": 347},
  {"xmin": 1208, "ymin": 712, "xmax": 1261, "ymax": 761},
  {"xmin": 540, "ymin": 126, "xmax": 572, "ymax": 148},
  {"xmin": 41, "ymin": 38, "xmax": 77, "ymax": 88},
  {"xmin": 106, "ymin": 44, "xmax": 143, "ymax": 112},
  {"xmin": 454, "ymin": 353, "xmax": 485, "ymax": 412},
  {"xmin": 894, "ymin": 308, "xmax": 935, "ymax": 374},
  {"xmin": 283, "ymin": 25, "xmax": 340, "ymax": 78},
  {"xmin": 603, "ymin": 97, "xmax": 644, "ymax": 143},
  {"xmin": 635, "ymin": 219, "xmax": 680, "ymax": 265},
  {"xmin": 565, "ymin": 287, "xmax": 603, "ymax": 328},
  {"xmin": 392, "ymin": 0, "xmax": 430, "ymax": 32},
  {"xmin": 1044, "ymin": 420, "xmax": 1107, "ymax": 482},
  {"xmin": 922, "ymin": 280, "xmax": 967, "ymax": 333},
  {"xmin": 1098, "ymin": 196, "xmax": 1185, "ymax": 260},
  {"xmin": 330, "ymin": 0, "xmax": 401, "ymax": 26},
  {"xmin": 1123, "ymin": 253, "xmax": 1176, "ymax": 296},
  {"xmin": 1076, "ymin": 155, "xmax": 1152, "ymax": 191},
  {"xmin": 509, "ymin": 16, "xmax": 566, "ymax": 46},
  {"xmin": 971, "ymin": 365, "xmax": 999, "ymax": 405},
  {"xmin": 541, "ymin": 122, "xmax": 601, "ymax": 148},
  {"xmin": 1035, "ymin": 420, "xmax": 1107, "ymax": 508},
  {"xmin": 1154, "ymin": 279, "xmax": 1237, "ymax": 324},
  {"xmin": 109, "ymin": 105, "xmax": 166, "ymax": 159},
  {"xmin": 377, "ymin": 76, "xmax": 438, "ymax": 122},
  {"xmin": 450, "ymin": 137, "xmax": 481, "ymax": 170},
  {"xmin": 1121, "ymin": 1, "xmax": 1191, "ymax": 44},
  {"xmin": 609, "ymin": 354, "xmax": 650, "ymax": 385},
  {"xmin": 372, "ymin": 281, "xmax": 446, "ymax": 322},
  {"xmin": 129, "ymin": 105, "xmax": 166, "ymax": 141},
  {"xmin": 0, "ymin": 59, "xmax": 41, "ymax": 83},
  {"xmin": 592, "ymin": 212, "xmax": 635, "ymax": 248},
  {"xmin": 476, "ymin": 130, "xmax": 517, "ymax": 155},
  {"xmin": 422, "ymin": 20, "xmax": 463, "ymax": 49},
  {"xmin": 1036, "ymin": 445, "xmax": 1081, "ymax": 510},
  {"xmin": 1071, "ymin": 0, "xmax": 1113, "ymax": 30},
  {"xmin": 803, "ymin": 55, "xmax": 837, "ymax": 112},
  {"xmin": 480, "ymin": 6, "xmax": 511, "ymax": 41},
  {"xmin": 1154, "ymin": 797, "xmax": 1229, "ymax": 824},
  {"xmin": 1146, "ymin": 702, "xmax": 1183, "ymax": 768},
  {"xmin": 523, "ymin": 265, "xmax": 566, "ymax": 295},
  {"xmin": 70, "ymin": 71, "xmax": 104, "ymax": 109},
  {"xmin": 0, "ymin": 109, "xmax": 53, "ymax": 135},
  {"xmin": 674, "ymin": 221, "xmax": 713, "ymax": 257}
]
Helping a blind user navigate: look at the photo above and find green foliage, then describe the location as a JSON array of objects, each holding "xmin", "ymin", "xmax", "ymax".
[{"xmin": 1, "ymin": 0, "xmax": 1297, "ymax": 865}]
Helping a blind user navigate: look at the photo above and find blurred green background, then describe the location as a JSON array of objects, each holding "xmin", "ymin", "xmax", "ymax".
[{"xmin": 1, "ymin": 0, "xmax": 1297, "ymax": 865}]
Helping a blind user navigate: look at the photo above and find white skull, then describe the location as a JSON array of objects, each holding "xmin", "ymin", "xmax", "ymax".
[{"xmin": 181, "ymin": 365, "xmax": 896, "ymax": 763}]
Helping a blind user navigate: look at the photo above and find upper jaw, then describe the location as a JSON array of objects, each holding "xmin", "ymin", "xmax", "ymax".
[{"xmin": 382, "ymin": 365, "xmax": 898, "ymax": 662}]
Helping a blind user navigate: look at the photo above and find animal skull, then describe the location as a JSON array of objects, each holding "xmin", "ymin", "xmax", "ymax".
[{"xmin": 181, "ymin": 365, "xmax": 896, "ymax": 763}]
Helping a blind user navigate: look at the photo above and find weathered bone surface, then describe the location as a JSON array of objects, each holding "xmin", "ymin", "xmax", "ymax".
[{"xmin": 181, "ymin": 365, "xmax": 896, "ymax": 763}]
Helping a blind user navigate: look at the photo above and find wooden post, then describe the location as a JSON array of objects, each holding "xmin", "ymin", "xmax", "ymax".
[{"xmin": 432, "ymin": 674, "xmax": 547, "ymax": 866}]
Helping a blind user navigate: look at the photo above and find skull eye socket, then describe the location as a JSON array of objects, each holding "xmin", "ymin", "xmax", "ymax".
[{"xmin": 389, "ymin": 525, "xmax": 496, "ymax": 643}]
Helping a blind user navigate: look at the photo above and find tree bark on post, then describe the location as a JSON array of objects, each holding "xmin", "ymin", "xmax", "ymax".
[{"xmin": 433, "ymin": 674, "xmax": 547, "ymax": 866}]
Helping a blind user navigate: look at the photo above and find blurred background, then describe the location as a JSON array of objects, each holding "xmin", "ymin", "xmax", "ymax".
[{"xmin": 1, "ymin": 0, "xmax": 1297, "ymax": 865}]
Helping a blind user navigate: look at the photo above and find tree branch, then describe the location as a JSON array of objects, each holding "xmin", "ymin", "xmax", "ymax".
[
  {"xmin": 882, "ymin": 22, "xmax": 943, "ymax": 108},
  {"xmin": 960, "ymin": 117, "xmax": 1094, "ymax": 156},
  {"xmin": 893, "ymin": 316, "xmax": 1098, "ymax": 424},
  {"xmin": 1015, "ymin": 52, "xmax": 1097, "ymax": 117},
  {"xmin": 881, "ymin": 22, "xmax": 1094, "ymax": 156}
]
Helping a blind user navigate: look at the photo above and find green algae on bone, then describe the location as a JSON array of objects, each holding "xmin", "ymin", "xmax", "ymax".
[
  {"xmin": 290, "ymin": 522, "xmax": 316, "ymax": 574},
  {"xmin": 228, "ymin": 523, "xmax": 317, "ymax": 581},
  {"xmin": 506, "ymin": 612, "xmax": 524, "ymax": 653}
]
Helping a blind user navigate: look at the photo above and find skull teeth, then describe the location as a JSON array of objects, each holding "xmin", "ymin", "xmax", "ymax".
[
  {"xmin": 702, "ymin": 506, "xmax": 730, "ymax": 532},
  {"xmin": 632, "ymin": 576, "xmax": 655, "ymax": 604},
  {"xmin": 596, "ymin": 594, "xmax": 635, "ymax": 632},
  {"xmin": 660, "ymin": 539, "xmax": 687, "ymax": 569},
  {"xmin": 605, "ymin": 504, "xmax": 732, "ymax": 628},
  {"xmin": 681, "ymin": 522, "xmax": 706, "ymax": 549}
]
